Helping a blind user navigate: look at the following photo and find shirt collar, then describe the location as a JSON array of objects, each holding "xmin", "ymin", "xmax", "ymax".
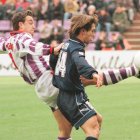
[
  {"xmin": 10, "ymin": 30, "xmax": 24, "ymax": 36},
  {"xmin": 70, "ymin": 37, "xmax": 85, "ymax": 48}
]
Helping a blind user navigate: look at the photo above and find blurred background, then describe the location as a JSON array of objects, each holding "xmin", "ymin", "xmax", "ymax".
[{"xmin": 0, "ymin": 0, "xmax": 140, "ymax": 50}]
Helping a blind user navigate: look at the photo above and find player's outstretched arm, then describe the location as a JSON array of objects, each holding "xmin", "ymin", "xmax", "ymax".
[
  {"xmin": 102, "ymin": 65, "xmax": 139, "ymax": 85},
  {"xmin": 80, "ymin": 73, "xmax": 103, "ymax": 87},
  {"xmin": 81, "ymin": 65, "xmax": 139, "ymax": 86}
]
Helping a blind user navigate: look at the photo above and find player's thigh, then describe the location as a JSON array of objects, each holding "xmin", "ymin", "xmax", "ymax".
[
  {"xmin": 53, "ymin": 109, "xmax": 72, "ymax": 127},
  {"xmin": 53, "ymin": 109, "xmax": 72, "ymax": 135},
  {"xmin": 35, "ymin": 70, "xmax": 59, "ymax": 108}
]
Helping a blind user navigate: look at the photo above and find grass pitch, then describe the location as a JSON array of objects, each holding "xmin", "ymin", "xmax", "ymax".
[{"xmin": 0, "ymin": 76, "xmax": 140, "ymax": 140}]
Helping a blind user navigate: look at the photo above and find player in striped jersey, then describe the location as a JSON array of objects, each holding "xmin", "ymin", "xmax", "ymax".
[{"xmin": 0, "ymin": 10, "xmax": 72, "ymax": 140}]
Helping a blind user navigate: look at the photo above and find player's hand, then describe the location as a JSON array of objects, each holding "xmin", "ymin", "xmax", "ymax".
[
  {"xmin": 93, "ymin": 73, "xmax": 103, "ymax": 87},
  {"xmin": 53, "ymin": 43, "xmax": 63, "ymax": 55},
  {"xmin": 98, "ymin": 72, "xmax": 104, "ymax": 85}
]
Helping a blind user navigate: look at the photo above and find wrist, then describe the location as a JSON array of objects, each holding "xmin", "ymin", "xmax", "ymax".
[{"xmin": 50, "ymin": 47, "xmax": 54, "ymax": 54}]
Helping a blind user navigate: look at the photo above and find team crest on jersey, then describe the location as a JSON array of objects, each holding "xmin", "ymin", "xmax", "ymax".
[{"xmin": 6, "ymin": 43, "xmax": 13, "ymax": 51}]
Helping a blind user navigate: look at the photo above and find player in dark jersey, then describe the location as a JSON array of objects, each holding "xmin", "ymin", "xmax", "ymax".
[
  {"xmin": 52, "ymin": 13, "xmax": 140, "ymax": 140},
  {"xmin": 53, "ymin": 14, "xmax": 103, "ymax": 140}
]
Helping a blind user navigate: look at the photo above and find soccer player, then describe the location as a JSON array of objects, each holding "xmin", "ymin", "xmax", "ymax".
[
  {"xmin": 52, "ymin": 14, "xmax": 140, "ymax": 140},
  {"xmin": 0, "ymin": 10, "xmax": 72, "ymax": 140},
  {"xmin": 52, "ymin": 14, "xmax": 104, "ymax": 140}
]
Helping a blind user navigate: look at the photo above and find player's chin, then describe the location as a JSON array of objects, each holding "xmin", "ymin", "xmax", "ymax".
[
  {"xmin": 89, "ymin": 38, "xmax": 93, "ymax": 43},
  {"xmin": 30, "ymin": 31, "xmax": 35, "ymax": 36}
]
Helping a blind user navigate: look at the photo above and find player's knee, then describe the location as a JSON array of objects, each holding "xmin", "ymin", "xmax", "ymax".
[
  {"xmin": 97, "ymin": 114, "xmax": 103, "ymax": 126},
  {"xmin": 82, "ymin": 120, "xmax": 100, "ymax": 138},
  {"xmin": 93, "ymin": 123, "xmax": 100, "ymax": 138},
  {"xmin": 87, "ymin": 124, "xmax": 100, "ymax": 138}
]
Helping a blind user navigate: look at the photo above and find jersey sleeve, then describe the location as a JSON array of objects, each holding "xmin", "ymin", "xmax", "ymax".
[
  {"xmin": 15, "ymin": 34, "xmax": 52, "ymax": 57},
  {"xmin": 72, "ymin": 50, "xmax": 98, "ymax": 79},
  {"xmin": 0, "ymin": 37, "xmax": 6, "ymax": 51}
]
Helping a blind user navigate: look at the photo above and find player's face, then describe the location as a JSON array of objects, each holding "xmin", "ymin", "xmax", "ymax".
[
  {"xmin": 84, "ymin": 23, "xmax": 95, "ymax": 44},
  {"xmin": 20, "ymin": 16, "xmax": 35, "ymax": 36}
]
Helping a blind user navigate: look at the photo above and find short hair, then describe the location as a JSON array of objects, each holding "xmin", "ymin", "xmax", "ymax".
[
  {"xmin": 68, "ymin": 14, "xmax": 98, "ymax": 38},
  {"xmin": 12, "ymin": 10, "xmax": 34, "ymax": 31}
]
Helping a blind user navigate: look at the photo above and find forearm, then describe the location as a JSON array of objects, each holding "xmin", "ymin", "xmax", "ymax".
[
  {"xmin": 83, "ymin": 79, "xmax": 97, "ymax": 86},
  {"xmin": 80, "ymin": 73, "xmax": 103, "ymax": 87}
]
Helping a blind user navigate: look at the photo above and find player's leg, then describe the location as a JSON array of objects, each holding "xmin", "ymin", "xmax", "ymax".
[
  {"xmin": 35, "ymin": 71, "xmax": 72, "ymax": 140},
  {"xmin": 81, "ymin": 115, "xmax": 100, "ymax": 140},
  {"xmin": 96, "ymin": 113, "xmax": 102, "ymax": 130},
  {"xmin": 57, "ymin": 90, "xmax": 101, "ymax": 140},
  {"xmin": 51, "ymin": 108, "xmax": 72, "ymax": 140},
  {"xmin": 102, "ymin": 65, "xmax": 139, "ymax": 85}
]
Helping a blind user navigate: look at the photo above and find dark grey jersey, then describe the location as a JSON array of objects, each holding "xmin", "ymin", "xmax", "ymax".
[{"xmin": 53, "ymin": 38, "xmax": 98, "ymax": 92}]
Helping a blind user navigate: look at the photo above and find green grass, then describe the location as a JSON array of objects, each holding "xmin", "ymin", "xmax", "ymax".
[{"xmin": 0, "ymin": 76, "xmax": 140, "ymax": 140}]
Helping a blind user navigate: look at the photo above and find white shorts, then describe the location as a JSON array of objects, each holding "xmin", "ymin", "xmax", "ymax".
[{"xmin": 35, "ymin": 70, "xmax": 59, "ymax": 109}]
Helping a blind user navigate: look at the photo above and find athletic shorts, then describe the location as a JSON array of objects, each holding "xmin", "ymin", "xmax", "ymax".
[
  {"xmin": 35, "ymin": 70, "xmax": 59, "ymax": 109},
  {"xmin": 57, "ymin": 90, "xmax": 97, "ymax": 129}
]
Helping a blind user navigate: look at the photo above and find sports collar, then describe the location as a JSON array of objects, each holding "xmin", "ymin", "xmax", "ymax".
[
  {"xmin": 10, "ymin": 30, "xmax": 24, "ymax": 36},
  {"xmin": 70, "ymin": 37, "xmax": 85, "ymax": 47}
]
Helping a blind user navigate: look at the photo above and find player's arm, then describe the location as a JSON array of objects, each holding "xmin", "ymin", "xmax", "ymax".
[
  {"xmin": 81, "ymin": 65, "xmax": 139, "ymax": 86},
  {"xmin": 49, "ymin": 43, "xmax": 64, "ymax": 71},
  {"xmin": 72, "ymin": 50, "xmax": 103, "ymax": 87},
  {"xmin": 16, "ymin": 34, "xmax": 61, "ymax": 57},
  {"xmin": 80, "ymin": 74, "xmax": 103, "ymax": 87}
]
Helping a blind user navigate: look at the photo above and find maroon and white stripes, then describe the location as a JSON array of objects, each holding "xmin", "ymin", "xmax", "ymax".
[
  {"xmin": 103, "ymin": 65, "xmax": 139, "ymax": 85},
  {"xmin": 1, "ymin": 32, "xmax": 51, "ymax": 84}
]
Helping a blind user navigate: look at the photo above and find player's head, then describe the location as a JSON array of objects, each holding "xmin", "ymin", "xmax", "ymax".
[
  {"xmin": 68, "ymin": 14, "xmax": 98, "ymax": 44},
  {"xmin": 12, "ymin": 10, "xmax": 35, "ymax": 36}
]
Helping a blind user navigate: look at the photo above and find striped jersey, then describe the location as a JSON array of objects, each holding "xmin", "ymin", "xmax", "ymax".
[{"xmin": 0, "ymin": 31, "xmax": 52, "ymax": 84}]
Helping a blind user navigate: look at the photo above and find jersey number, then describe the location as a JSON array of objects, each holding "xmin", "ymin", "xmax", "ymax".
[{"xmin": 55, "ymin": 51, "xmax": 67, "ymax": 77}]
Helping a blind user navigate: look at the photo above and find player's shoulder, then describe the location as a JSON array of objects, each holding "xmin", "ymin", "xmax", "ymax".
[
  {"xmin": 17, "ymin": 32, "xmax": 33, "ymax": 43},
  {"xmin": 68, "ymin": 39, "xmax": 84, "ymax": 52},
  {"xmin": 22, "ymin": 32, "xmax": 32, "ymax": 38}
]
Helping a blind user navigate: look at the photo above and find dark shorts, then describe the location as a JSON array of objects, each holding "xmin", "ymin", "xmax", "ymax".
[{"xmin": 57, "ymin": 90, "xmax": 97, "ymax": 129}]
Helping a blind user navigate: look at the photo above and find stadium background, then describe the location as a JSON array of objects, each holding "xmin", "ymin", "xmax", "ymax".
[{"xmin": 0, "ymin": 0, "xmax": 140, "ymax": 140}]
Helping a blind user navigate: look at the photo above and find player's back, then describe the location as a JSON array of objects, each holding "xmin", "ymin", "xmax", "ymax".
[{"xmin": 53, "ymin": 39, "xmax": 84, "ymax": 92}]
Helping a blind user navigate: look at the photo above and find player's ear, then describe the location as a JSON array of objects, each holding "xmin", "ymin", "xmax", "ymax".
[
  {"xmin": 18, "ymin": 22, "xmax": 24, "ymax": 30},
  {"xmin": 81, "ymin": 28, "xmax": 86, "ymax": 35}
]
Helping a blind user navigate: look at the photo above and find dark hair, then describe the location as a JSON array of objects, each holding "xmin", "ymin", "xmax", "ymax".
[
  {"xmin": 12, "ymin": 10, "xmax": 34, "ymax": 31},
  {"xmin": 68, "ymin": 14, "xmax": 98, "ymax": 38}
]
